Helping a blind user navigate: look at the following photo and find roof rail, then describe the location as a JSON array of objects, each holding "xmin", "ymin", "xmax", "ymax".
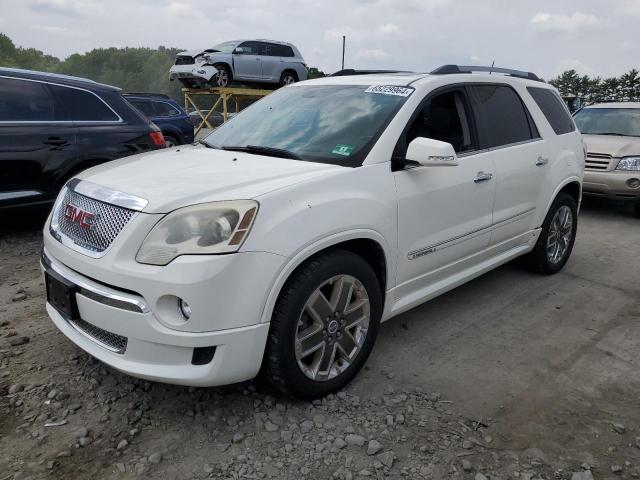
[
  {"xmin": 431, "ymin": 65, "xmax": 543, "ymax": 82},
  {"xmin": 330, "ymin": 69, "xmax": 413, "ymax": 77}
]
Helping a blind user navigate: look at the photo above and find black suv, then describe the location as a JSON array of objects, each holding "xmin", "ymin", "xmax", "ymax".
[{"xmin": 0, "ymin": 68, "xmax": 165, "ymax": 209}]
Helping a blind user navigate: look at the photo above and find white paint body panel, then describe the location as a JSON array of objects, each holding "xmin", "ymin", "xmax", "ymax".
[{"xmin": 43, "ymin": 72, "xmax": 584, "ymax": 386}]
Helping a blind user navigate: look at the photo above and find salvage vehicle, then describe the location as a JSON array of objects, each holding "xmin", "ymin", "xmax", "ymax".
[
  {"xmin": 0, "ymin": 68, "xmax": 165, "ymax": 209},
  {"xmin": 573, "ymin": 102, "xmax": 640, "ymax": 217},
  {"xmin": 42, "ymin": 65, "xmax": 583, "ymax": 398},
  {"xmin": 124, "ymin": 93, "xmax": 194, "ymax": 147},
  {"xmin": 169, "ymin": 39, "xmax": 308, "ymax": 88}
]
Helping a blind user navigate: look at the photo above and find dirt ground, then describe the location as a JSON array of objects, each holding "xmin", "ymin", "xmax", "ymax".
[{"xmin": 1, "ymin": 199, "xmax": 639, "ymax": 480}]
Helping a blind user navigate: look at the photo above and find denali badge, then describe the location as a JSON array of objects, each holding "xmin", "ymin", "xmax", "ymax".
[{"xmin": 64, "ymin": 204, "xmax": 97, "ymax": 230}]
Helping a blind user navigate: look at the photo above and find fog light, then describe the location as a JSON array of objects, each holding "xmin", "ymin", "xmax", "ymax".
[
  {"xmin": 626, "ymin": 178, "xmax": 640, "ymax": 189},
  {"xmin": 179, "ymin": 299, "xmax": 192, "ymax": 319}
]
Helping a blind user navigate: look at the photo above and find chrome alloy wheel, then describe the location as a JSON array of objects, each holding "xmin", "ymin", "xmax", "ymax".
[
  {"xmin": 294, "ymin": 275, "xmax": 370, "ymax": 381},
  {"xmin": 546, "ymin": 205, "xmax": 573, "ymax": 264},
  {"xmin": 216, "ymin": 69, "xmax": 229, "ymax": 87},
  {"xmin": 282, "ymin": 74, "xmax": 296, "ymax": 85}
]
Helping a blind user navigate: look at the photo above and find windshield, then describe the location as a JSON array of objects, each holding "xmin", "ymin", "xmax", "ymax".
[
  {"xmin": 202, "ymin": 84, "xmax": 412, "ymax": 166},
  {"xmin": 574, "ymin": 107, "xmax": 640, "ymax": 137},
  {"xmin": 210, "ymin": 41, "xmax": 240, "ymax": 54}
]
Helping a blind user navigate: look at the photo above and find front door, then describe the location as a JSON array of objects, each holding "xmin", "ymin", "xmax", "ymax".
[
  {"xmin": 393, "ymin": 87, "xmax": 496, "ymax": 300},
  {"xmin": 232, "ymin": 41, "xmax": 262, "ymax": 80}
]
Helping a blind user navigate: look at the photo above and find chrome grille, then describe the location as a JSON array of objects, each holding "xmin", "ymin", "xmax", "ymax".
[
  {"xmin": 68, "ymin": 318, "xmax": 128, "ymax": 354},
  {"xmin": 586, "ymin": 152, "xmax": 612, "ymax": 171},
  {"xmin": 54, "ymin": 189, "xmax": 136, "ymax": 256}
]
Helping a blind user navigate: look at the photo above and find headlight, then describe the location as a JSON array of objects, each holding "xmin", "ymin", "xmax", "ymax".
[
  {"xmin": 136, "ymin": 200, "xmax": 258, "ymax": 266},
  {"xmin": 616, "ymin": 157, "xmax": 640, "ymax": 171}
]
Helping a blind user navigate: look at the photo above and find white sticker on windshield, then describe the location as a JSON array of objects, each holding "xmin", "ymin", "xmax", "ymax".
[{"xmin": 365, "ymin": 85, "xmax": 414, "ymax": 97}]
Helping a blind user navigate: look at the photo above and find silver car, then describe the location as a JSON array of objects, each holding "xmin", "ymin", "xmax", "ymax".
[{"xmin": 169, "ymin": 39, "xmax": 308, "ymax": 88}]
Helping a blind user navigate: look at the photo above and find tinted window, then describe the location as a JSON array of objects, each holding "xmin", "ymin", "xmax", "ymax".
[
  {"xmin": 472, "ymin": 85, "xmax": 535, "ymax": 148},
  {"xmin": 527, "ymin": 87, "xmax": 575, "ymax": 135},
  {"xmin": 130, "ymin": 100, "xmax": 156, "ymax": 117},
  {"xmin": 573, "ymin": 108, "xmax": 640, "ymax": 137},
  {"xmin": 50, "ymin": 85, "xmax": 119, "ymax": 122},
  {"xmin": 237, "ymin": 41, "xmax": 259, "ymax": 55},
  {"xmin": 0, "ymin": 77, "xmax": 54, "ymax": 121},
  {"xmin": 270, "ymin": 44, "xmax": 295, "ymax": 57},
  {"xmin": 153, "ymin": 101, "xmax": 180, "ymax": 116}
]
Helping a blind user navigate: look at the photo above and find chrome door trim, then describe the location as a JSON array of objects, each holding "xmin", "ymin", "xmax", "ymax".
[
  {"xmin": 0, "ymin": 190, "xmax": 43, "ymax": 201},
  {"xmin": 407, "ymin": 207, "xmax": 536, "ymax": 260}
]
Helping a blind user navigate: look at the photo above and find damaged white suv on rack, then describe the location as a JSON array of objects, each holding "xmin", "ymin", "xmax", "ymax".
[{"xmin": 43, "ymin": 66, "xmax": 584, "ymax": 398}]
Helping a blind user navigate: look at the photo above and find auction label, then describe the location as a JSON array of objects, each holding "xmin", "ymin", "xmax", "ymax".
[
  {"xmin": 332, "ymin": 144, "xmax": 354, "ymax": 156},
  {"xmin": 365, "ymin": 85, "xmax": 414, "ymax": 97}
]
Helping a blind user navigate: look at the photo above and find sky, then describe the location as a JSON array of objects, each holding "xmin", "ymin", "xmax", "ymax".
[{"xmin": 1, "ymin": 0, "xmax": 640, "ymax": 79}]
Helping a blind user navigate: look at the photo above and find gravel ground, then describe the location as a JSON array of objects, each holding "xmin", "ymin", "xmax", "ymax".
[{"xmin": 1, "ymin": 200, "xmax": 639, "ymax": 480}]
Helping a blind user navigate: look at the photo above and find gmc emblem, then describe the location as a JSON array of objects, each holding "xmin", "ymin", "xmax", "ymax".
[{"xmin": 64, "ymin": 204, "xmax": 96, "ymax": 230}]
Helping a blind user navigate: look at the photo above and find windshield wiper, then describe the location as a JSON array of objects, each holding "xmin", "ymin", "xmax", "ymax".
[
  {"xmin": 222, "ymin": 145, "xmax": 301, "ymax": 160},
  {"xmin": 199, "ymin": 140, "xmax": 218, "ymax": 148}
]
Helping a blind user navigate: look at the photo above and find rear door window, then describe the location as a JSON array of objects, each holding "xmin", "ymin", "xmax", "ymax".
[
  {"xmin": 0, "ymin": 77, "xmax": 54, "ymax": 122},
  {"xmin": 50, "ymin": 85, "xmax": 119, "ymax": 122},
  {"xmin": 471, "ymin": 85, "xmax": 537, "ymax": 149},
  {"xmin": 527, "ymin": 87, "xmax": 575, "ymax": 135},
  {"xmin": 130, "ymin": 100, "xmax": 156, "ymax": 117}
]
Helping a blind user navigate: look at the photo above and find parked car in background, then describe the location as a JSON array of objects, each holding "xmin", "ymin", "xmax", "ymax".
[
  {"xmin": 0, "ymin": 68, "xmax": 165, "ymax": 209},
  {"xmin": 124, "ymin": 93, "xmax": 194, "ymax": 147},
  {"xmin": 169, "ymin": 39, "xmax": 308, "ymax": 88},
  {"xmin": 42, "ymin": 65, "xmax": 583, "ymax": 398},
  {"xmin": 573, "ymin": 102, "xmax": 640, "ymax": 217}
]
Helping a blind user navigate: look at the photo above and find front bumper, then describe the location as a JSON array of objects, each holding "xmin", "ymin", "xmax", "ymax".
[
  {"xmin": 42, "ymin": 212, "xmax": 286, "ymax": 386},
  {"xmin": 583, "ymin": 170, "xmax": 640, "ymax": 202},
  {"xmin": 169, "ymin": 64, "xmax": 218, "ymax": 83}
]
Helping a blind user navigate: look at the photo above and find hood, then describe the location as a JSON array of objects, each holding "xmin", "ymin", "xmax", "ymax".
[
  {"xmin": 582, "ymin": 134, "xmax": 640, "ymax": 158},
  {"xmin": 177, "ymin": 49, "xmax": 209, "ymax": 57},
  {"xmin": 76, "ymin": 146, "xmax": 344, "ymax": 213}
]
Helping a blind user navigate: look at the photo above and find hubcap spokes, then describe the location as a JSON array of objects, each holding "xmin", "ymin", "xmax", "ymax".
[
  {"xmin": 295, "ymin": 275, "xmax": 370, "ymax": 381},
  {"xmin": 217, "ymin": 71, "xmax": 228, "ymax": 86},
  {"xmin": 284, "ymin": 75, "xmax": 295, "ymax": 85},
  {"xmin": 546, "ymin": 205, "xmax": 573, "ymax": 264}
]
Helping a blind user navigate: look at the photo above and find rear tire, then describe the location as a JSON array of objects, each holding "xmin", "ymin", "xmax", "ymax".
[
  {"xmin": 279, "ymin": 71, "xmax": 297, "ymax": 87},
  {"xmin": 163, "ymin": 135, "xmax": 179, "ymax": 148},
  {"xmin": 523, "ymin": 193, "xmax": 577, "ymax": 274},
  {"xmin": 262, "ymin": 250, "xmax": 382, "ymax": 399}
]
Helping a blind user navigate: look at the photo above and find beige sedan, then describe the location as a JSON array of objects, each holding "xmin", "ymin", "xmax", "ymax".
[{"xmin": 574, "ymin": 102, "xmax": 640, "ymax": 217}]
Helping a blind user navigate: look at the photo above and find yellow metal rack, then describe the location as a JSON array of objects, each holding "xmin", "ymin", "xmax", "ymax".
[{"xmin": 183, "ymin": 87, "xmax": 271, "ymax": 136}]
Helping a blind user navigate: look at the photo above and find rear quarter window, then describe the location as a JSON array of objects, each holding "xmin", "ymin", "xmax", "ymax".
[{"xmin": 527, "ymin": 87, "xmax": 575, "ymax": 135}]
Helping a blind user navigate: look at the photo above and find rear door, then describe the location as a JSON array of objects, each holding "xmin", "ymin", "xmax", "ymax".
[
  {"xmin": 468, "ymin": 83, "xmax": 546, "ymax": 247},
  {"xmin": 232, "ymin": 41, "xmax": 262, "ymax": 80},
  {"xmin": 0, "ymin": 76, "xmax": 79, "ymax": 206},
  {"xmin": 258, "ymin": 42, "xmax": 279, "ymax": 81}
]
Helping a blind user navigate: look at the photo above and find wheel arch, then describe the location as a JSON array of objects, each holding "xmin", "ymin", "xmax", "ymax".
[
  {"xmin": 214, "ymin": 61, "xmax": 233, "ymax": 77},
  {"xmin": 281, "ymin": 69, "xmax": 298, "ymax": 81},
  {"xmin": 258, "ymin": 230, "xmax": 391, "ymax": 325},
  {"xmin": 542, "ymin": 177, "xmax": 582, "ymax": 224}
]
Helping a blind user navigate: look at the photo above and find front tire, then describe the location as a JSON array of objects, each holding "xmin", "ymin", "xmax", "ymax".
[
  {"xmin": 213, "ymin": 64, "xmax": 232, "ymax": 87},
  {"xmin": 263, "ymin": 250, "xmax": 382, "ymax": 399},
  {"xmin": 523, "ymin": 193, "xmax": 577, "ymax": 274}
]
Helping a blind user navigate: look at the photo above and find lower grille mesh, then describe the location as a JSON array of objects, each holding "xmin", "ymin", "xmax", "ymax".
[{"xmin": 69, "ymin": 318, "xmax": 128, "ymax": 354}]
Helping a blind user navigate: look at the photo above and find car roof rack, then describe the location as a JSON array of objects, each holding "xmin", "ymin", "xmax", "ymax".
[
  {"xmin": 330, "ymin": 69, "xmax": 414, "ymax": 77},
  {"xmin": 123, "ymin": 92, "xmax": 171, "ymax": 99},
  {"xmin": 430, "ymin": 64, "xmax": 543, "ymax": 82}
]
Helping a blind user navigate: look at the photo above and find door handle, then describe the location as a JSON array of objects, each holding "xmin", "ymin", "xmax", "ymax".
[
  {"xmin": 44, "ymin": 137, "xmax": 68, "ymax": 146},
  {"xmin": 474, "ymin": 171, "xmax": 493, "ymax": 183},
  {"xmin": 536, "ymin": 156, "xmax": 549, "ymax": 166}
]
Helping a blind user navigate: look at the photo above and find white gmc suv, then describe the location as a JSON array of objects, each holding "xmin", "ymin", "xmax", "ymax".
[{"xmin": 42, "ymin": 65, "xmax": 584, "ymax": 398}]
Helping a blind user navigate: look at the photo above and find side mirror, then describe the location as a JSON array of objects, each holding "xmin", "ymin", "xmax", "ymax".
[{"xmin": 405, "ymin": 137, "xmax": 458, "ymax": 167}]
